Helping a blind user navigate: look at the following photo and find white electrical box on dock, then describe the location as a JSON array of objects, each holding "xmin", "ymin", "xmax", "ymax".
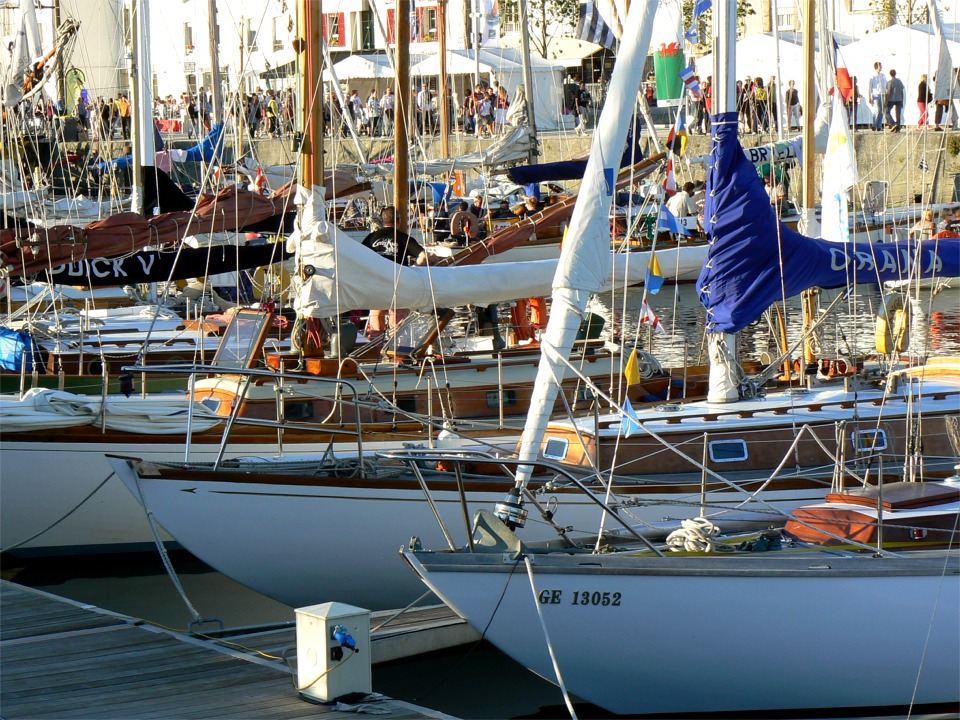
[{"xmin": 296, "ymin": 602, "xmax": 371, "ymax": 703}]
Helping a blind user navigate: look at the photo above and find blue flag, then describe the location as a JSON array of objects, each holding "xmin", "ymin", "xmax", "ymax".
[
  {"xmin": 622, "ymin": 397, "xmax": 641, "ymax": 438},
  {"xmin": 658, "ymin": 205, "xmax": 689, "ymax": 236},
  {"xmin": 645, "ymin": 251, "xmax": 664, "ymax": 294}
]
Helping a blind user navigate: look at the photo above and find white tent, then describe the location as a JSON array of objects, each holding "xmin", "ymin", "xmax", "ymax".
[
  {"xmin": 694, "ymin": 32, "xmax": 873, "ymax": 128},
  {"xmin": 837, "ymin": 24, "xmax": 960, "ymax": 126},
  {"xmin": 411, "ymin": 48, "xmax": 567, "ymax": 131},
  {"xmin": 322, "ymin": 54, "xmax": 394, "ymax": 82}
]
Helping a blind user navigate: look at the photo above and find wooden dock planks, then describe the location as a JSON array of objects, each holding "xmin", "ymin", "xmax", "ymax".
[{"xmin": 0, "ymin": 581, "xmax": 458, "ymax": 719}]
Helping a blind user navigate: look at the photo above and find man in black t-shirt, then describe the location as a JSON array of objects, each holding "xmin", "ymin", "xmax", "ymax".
[
  {"xmin": 361, "ymin": 205, "xmax": 426, "ymax": 265},
  {"xmin": 361, "ymin": 205, "xmax": 425, "ymax": 338}
]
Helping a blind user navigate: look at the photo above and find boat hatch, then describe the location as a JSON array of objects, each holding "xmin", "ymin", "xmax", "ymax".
[
  {"xmin": 542, "ymin": 437, "xmax": 570, "ymax": 461},
  {"xmin": 487, "ymin": 390, "xmax": 517, "ymax": 408},
  {"xmin": 708, "ymin": 439, "xmax": 748, "ymax": 463},
  {"xmin": 852, "ymin": 428, "xmax": 887, "ymax": 453}
]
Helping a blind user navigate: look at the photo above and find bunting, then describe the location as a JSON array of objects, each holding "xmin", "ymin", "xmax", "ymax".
[
  {"xmin": 679, "ymin": 66, "xmax": 701, "ymax": 101},
  {"xmin": 639, "ymin": 299, "xmax": 667, "ymax": 334},
  {"xmin": 645, "ymin": 251, "xmax": 664, "ymax": 294},
  {"xmin": 621, "ymin": 397, "xmax": 641, "ymax": 437}
]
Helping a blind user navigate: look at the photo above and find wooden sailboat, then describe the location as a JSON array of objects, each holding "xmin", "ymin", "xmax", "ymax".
[{"xmin": 399, "ymin": 2, "xmax": 960, "ymax": 715}]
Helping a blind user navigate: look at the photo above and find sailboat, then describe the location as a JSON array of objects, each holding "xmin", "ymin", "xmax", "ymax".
[{"xmin": 399, "ymin": 1, "xmax": 960, "ymax": 715}]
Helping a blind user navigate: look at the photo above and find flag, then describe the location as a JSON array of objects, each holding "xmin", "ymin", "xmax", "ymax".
[
  {"xmin": 657, "ymin": 204, "xmax": 689, "ymax": 236},
  {"xmin": 621, "ymin": 397, "xmax": 641, "ymax": 438},
  {"xmin": 919, "ymin": 158, "xmax": 929, "ymax": 171},
  {"xmin": 663, "ymin": 158, "xmax": 677, "ymax": 197},
  {"xmin": 679, "ymin": 66, "xmax": 701, "ymax": 101},
  {"xmin": 693, "ymin": 0, "xmax": 712, "ymax": 14},
  {"xmin": 624, "ymin": 349, "xmax": 642, "ymax": 386},
  {"xmin": 645, "ymin": 251, "xmax": 664, "ymax": 294},
  {"xmin": 666, "ymin": 110, "xmax": 687, "ymax": 157},
  {"xmin": 576, "ymin": 0, "xmax": 618, "ymax": 50},
  {"xmin": 832, "ymin": 36, "xmax": 853, "ymax": 102},
  {"xmin": 684, "ymin": 26, "xmax": 698, "ymax": 44},
  {"xmin": 254, "ymin": 165, "xmax": 267, "ymax": 193},
  {"xmin": 820, "ymin": 99, "xmax": 856, "ymax": 243},
  {"xmin": 639, "ymin": 299, "xmax": 667, "ymax": 334}
]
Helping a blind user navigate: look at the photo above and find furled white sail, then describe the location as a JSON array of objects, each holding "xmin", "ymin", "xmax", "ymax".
[
  {"xmin": 820, "ymin": 99, "xmax": 856, "ymax": 244},
  {"xmin": 292, "ymin": 219, "xmax": 705, "ymax": 317},
  {"xmin": 928, "ymin": 0, "xmax": 954, "ymax": 103},
  {"xmin": 512, "ymin": 0, "xmax": 659, "ymax": 486}
]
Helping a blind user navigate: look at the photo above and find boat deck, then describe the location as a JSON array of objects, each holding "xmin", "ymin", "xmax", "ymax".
[{"xmin": 0, "ymin": 580, "xmax": 463, "ymax": 719}]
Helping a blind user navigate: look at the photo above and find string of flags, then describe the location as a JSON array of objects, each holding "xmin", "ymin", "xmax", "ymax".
[
  {"xmin": 684, "ymin": 0, "xmax": 712, "ymax": 44},
  {"xmin": 639, "ymin": 299, "xmax": 667, "ymax": 334}
]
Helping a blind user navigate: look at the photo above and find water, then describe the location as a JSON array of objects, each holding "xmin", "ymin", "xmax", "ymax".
[{"xmin": 594, "ymin": 284, "xmax": 960, "ymax": 369}]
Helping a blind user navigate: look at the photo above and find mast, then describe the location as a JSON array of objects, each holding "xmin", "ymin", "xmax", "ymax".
[
  {"xmin": 800, "ymin": 2, "xmax": 817, "ymax": 369},
  {"xmin": 394, "ymin": 0, "xmax": 410, "ymax": 230},
  {"xmin": 509, "ymin": 0, "xmax": 659, "ymax": 490},
  {"xmin": 517, "ymin": 0, "xmax": 537, "ymax": 161},
  {"xmin": 299, "ymin": 0, "xmax": 323, "ymax": 189},
  {"xmin": 207, "ymin": 0, "xmax": 222, "ymax": 125},
  {"xmin": 438, "ymin": 0, "xmax": 450, "ymax": 157},
  {"xmin": 129, "ymin": 0, "xmax": 155, "ymax": 216},
  {"xmin": 705, "ymin": 0, "xmax": 739, "ymax": 403}
]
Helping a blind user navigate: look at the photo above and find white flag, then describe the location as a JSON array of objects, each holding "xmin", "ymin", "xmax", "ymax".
[{"xmin": 820, "ymin": 99, "xmax": 857, "ymax": 243}]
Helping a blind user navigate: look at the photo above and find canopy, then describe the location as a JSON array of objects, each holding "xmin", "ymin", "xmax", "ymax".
[
  {"xmin": 322, "ymin": 53, "xmax": 393, "ymax": 81},
  {"xmin": 411, "ymin": 51, "xmax": 494, "ymax": 76}
]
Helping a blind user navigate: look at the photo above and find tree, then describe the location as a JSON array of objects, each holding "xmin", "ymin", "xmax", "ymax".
[
  {"xmin": 681, "ymin": 0, "xmax": 756, "ymax": 49},
  {"xmin": 869, "ymin": 0, "xmax": 929, "ymax": 30},
  {"xmin": 499, "ymin": 0, "xmax": 580, "ymax": 59}
]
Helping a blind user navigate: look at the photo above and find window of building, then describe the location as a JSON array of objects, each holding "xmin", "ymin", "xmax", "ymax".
[
  {"xmin": 501, "ymin": 3, "xmax": 521, "ymax": 33},
  {"xmin": 360, "ymin": 10, "xmax": 375, "ymax": 50},
  {"xmin": 324, "ymin": 13, "xmax": 345, "ymax": 47},
  {"xmin": 184, "ymin": 22, "xmax": 194, "ymax": 53},
  {"xmin": 272, "ymin": 16, "xmax": 283, "ymax": 51}
]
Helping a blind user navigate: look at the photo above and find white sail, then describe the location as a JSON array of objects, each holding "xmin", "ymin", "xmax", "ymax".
[
  {"xmin": 2, "ymin": 0, "xmax": 44, "ymax": 107},
  {"xmin": 820, "ymin": 99, "xmax": 856, "ymax": 244},
  {"xmin": 292, "ymin": 222, "xmax": 706, "ymax": 317},
  {"xmin": 928, "ymin": 0, "xmax": 954, "ymax": 103},
  {"xmin": 511, "ymin": 0, "xmax": 659, "ymax": 486}
]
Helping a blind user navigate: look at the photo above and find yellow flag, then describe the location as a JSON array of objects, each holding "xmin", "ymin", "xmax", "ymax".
[{"xmin": 624, "ymin": 349, "xmax": 642, "ymax": 386}]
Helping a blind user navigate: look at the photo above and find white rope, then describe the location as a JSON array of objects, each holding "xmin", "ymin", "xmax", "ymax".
[
  {"xmin": 665, "ymin": 516, "xmax": 721, "ymax": 552},
  {"xmin": 524, "ymin": 556, "xmax": 578, "ymax": 720}
]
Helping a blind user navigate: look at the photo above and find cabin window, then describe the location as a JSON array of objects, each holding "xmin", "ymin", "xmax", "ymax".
[
  {"xmin": 852, "ymin": 428, "xmax": 887, "ymax": 453},
  {"xmin": 285, "ymin": 402, "xmax": 314, "ymax": 421},
  {"xmin": 542, "ymin": 437, "xmax": 569, "ymax": 461},
  {"xmin": 395, "ymin": 396, "xmax": 418, "ymax": 414},
  {"xmin": 486, "ymin": 390, "xmax": 517, "ymax": 408},
  {"xmin": 708, "ymin": 439, "xmax": 748, "ymax": 463},
  {"xmin": 200, "ymin": 397, "xmax": 221, "ymax": 413}
]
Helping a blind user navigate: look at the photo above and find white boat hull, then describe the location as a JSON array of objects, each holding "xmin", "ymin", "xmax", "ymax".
[
  {"xmin": 404, "ymin": 548, "xmax": 960, "ymax": 714},
  {"xmin": 109, "ymin": 456, "xmax": 824, "ymax": 609}
]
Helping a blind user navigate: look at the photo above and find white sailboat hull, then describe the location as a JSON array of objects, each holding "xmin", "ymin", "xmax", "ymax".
[
  {"xmin": 404, "ymin": 549, "xmax": 960, "ymax": 714},
  {"xmin": 108, "ymin": 456, "xmax": 825, "ymax": 609}
]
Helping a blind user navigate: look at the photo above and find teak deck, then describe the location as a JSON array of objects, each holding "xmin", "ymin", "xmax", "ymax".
[{"xmin": 0, "ymin": 581, "xmax": 460, "ymax": 719}]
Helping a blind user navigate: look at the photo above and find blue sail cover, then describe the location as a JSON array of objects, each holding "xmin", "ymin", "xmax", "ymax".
[
  {"xmin": 697, "ymin": 112, "xmax": 960, "ymax": 333},
  {"xmin": 93, "ymin": 122, "xmax": 166, "ymax": 173},
  {"xmin": 177, "ymin": 122, "xmax": 225, "ymax": 163},
  {"xmin": 506, "ymin": 121, "xmax": 644, "ymax": 185}
]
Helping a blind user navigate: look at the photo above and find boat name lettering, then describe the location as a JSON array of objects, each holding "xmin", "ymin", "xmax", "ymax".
[
  {"xmin": 536, "ymin": 589, "xmax": 622, "ymax": 606},
  {"xmin": 51, "ymin": 254, "xmax": 156, "ymax": 279},
  {"xmin": 828, "ymin": 247, "xmax": 942, "ymax": 275}
]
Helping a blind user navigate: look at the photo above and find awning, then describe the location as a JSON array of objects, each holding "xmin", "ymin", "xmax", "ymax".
[
  {"xmin": 260, "ymin": 60, "xmax": 296, "ymax": 79},
  {"xmin": 411, "ymin": 50, "xmax": 494, "ymax": 76},
  {"xmin": 322, "ymin": 53, "xmax": 394, "ymax": 81}
]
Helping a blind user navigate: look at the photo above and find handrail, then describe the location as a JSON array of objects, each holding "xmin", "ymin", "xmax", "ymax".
[{"xmin": 378, "ymin": 449, "xmax": 665, "ymax": 556}]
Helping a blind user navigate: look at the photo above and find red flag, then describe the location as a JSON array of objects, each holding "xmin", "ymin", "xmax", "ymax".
[
  {"xmin": 254, "ymin": 166, "xmax": 267, "ymax": 194},
  {"xmin": 663, "ymin": 158, "xmax": 677, "ymax": 197}
]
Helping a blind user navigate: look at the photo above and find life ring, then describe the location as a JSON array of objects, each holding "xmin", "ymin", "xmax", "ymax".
[{"xmin": 875, "ymin": 293, "xmax": 911, "ymax": 355}]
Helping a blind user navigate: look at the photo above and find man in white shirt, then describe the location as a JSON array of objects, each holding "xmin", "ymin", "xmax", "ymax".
[
  {"xmin": 868, "ymin": 62, "xmax": 887, "ymax": 131},
  {"xmin": 667, "ymin": 181, "xmax": 698, "ymax": 219},
  {"xmin": 416, "ymin": 82, "xmax": 432, "ymax": 135}
]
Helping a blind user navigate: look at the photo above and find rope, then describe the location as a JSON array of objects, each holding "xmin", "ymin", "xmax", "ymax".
[
  {"xmin": 665, "ymin": 517, "xmax": 721, "ymax": 552},
  {"xmin": 524, "ymin": 556, "xmax": 578, "ymax": 719}
]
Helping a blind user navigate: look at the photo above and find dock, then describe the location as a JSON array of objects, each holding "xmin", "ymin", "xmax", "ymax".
[{"xmin": 1, "ymin": 580, "xmax": 473, "ymax": 719}]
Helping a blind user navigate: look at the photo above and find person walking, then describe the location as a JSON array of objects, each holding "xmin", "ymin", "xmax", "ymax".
[
  {"xmin": 868, "ymin": 62, "xmax": 887, "ymax": 131},
  {"xmin": 918, "ymin": 74, "xmax": 933, "ymax": 129},
  {"xmin": 116, "ymin": 94, "xmax": 131, "ymax": 139},
  {"xmin": 366, "ymin": 89, "xmax": 381, "ymax": 136},
  {"xmin": 380, "ymin": 87, "xmax": 395, "ymax": 136},
  {"xmin": 885, "ymin": 68, "xmax": 905, "ymax": 133},
  {"xmin": 784, "ymin": 79, "xmax": 800, "ymax": 130}
]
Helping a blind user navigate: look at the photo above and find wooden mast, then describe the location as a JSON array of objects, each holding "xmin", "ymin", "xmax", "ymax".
[
  {"xmin": 800, "ymin": 3, "xmax": 817, "ymax": 370},
  {"xmin": 299, "ymin": 0, "xmax": 324, "ymax": 189},
  {"xmin": 206, "ymin": 0, "xmax": 222, "ymax": 124},
  {"xmin": 394, "ymin": 0, "xmax": 411, "ymax": 230},
  {"xmin": 438, "ymin": 0, "xmax": 450, "ymax": 157}
]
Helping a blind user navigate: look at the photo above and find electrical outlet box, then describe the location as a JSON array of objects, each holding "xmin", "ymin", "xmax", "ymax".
[{"xmin": 295, "ymin": 601, "xmax": 371, "ymax": 703}]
